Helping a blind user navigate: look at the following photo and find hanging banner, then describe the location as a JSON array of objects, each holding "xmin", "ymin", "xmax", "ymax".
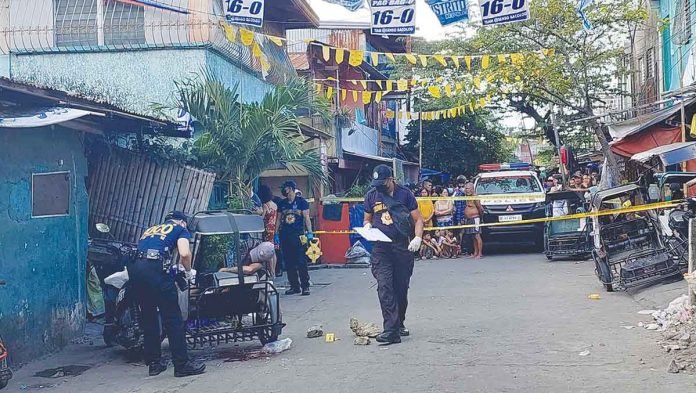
[
  {"xmin": 225, "ymin": 0, "xmax": 265, "ymax": 28},
  {"xmin": 426, "ymin": 0, "xmax": 469, "ymax": 26},
  {"xmin": 479, "ymin": 0, "xmax": 529, "ymax": 26},
  {"xmin": 323, "ymin": 0, "xmax": 365, "ymax": 11},
  {"xmin": 369, "ymin": 0, "xmax": 416, "ymax": 36}
]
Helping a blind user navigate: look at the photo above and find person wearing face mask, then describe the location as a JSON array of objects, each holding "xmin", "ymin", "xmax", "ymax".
[
  {"xmin": 275, "ymin": 180, "xmax": 313, "ymax": 296},
  {"xmin": 363, "ymin": 165, "xmax": 424, "ymax": 345}
]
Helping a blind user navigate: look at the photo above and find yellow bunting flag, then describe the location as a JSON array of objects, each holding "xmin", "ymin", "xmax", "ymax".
[
  {"xmin": 455, "ymin": 82, "xmax": 463, "ymax": 92},
  {"xmin": 376, "ymin": 80, "xmax": 384, "ymax": 89},
  {"xmin": 479, "ymin": 97, "xmax": 486, "ymax": 107},
  {"xmin": 421, "ymin": 80, "xmax": 428, "ymax": 87},
  {"xmin": 410, "ymin": 79, "xmax": 417, "ymax": 87},
  {"xmin": 322, "ymin": 46, "xmax": 331, "ymax": 62},
  {"xmin": 362, "ymin": 91, "xmax": 372, "ymax": 105},
  {"xmin": 222, "ymin": 23, "xmax": 236, "ymax": 42},
  {"xmin": 451, "ymin": 56, "xmax": 460, "ymax": 68},
  {"xmin": 349, "ymin": 50, "xmax": 364, "ymax": 66},
  {"xmin": 335, "ymin": 48, "xmax": 345, "ymax": 64},
  {"xmin": 485, "ymin": 73, "xmax": 495, "ymax": 83},
  {"xmin": 433, "ymin": 55, "xmax": 447, "ymax": 67},
  {"xmin": 465, "ymin": 56, "xmax": 472, "ymax": 70},
  {"xmin": 436, "ymin": 76, "xmax": 444, "ymax": 83},
  {"xmin": 419, "ymin": 55, "xmax": 429, "ymax": 67},
  {"xmin": 350, "ymin": 79, "xmax": 358, "ymax": 85},
  {"xmin": 469, "ymin": 102, "xmax": 474, "ymax": 112},
  {"xmin": 260, "ymin": 56, "xmax": 270, "ymax": 74},
  {"xmin": 473, "ymin": 76, "xmax": 481, "ymax": 89},
  {"xmin": 405, "ymin": 53, "xmax": 417, "ymax": 64},
  {"xmin": 371, "ymin": 52, "xmax": 380, "ymax": 66},
  {"xmin": 269, "ymin": 36, "xmax": 283, "ymax": 46},
  {"xmin": 497, "ymin": 54, "xmax": 507, "ymax": 64},
  {"xmin": 481, "ymin": 55, "xmax": 490, "ymax": 69},
  {"xmin": 397, "ymin": 80, "xmax": 408, "ymax": 91},
  {"xmin": 386, "ymin": 80, "xmax": 394, "ymax": 91},
  {"xmin": 352, "ymin": 90, "xmax": 359, "ymax": 102},
  {"xmin": 375, "ymin": 91, "xmax": 383, "ymax": 103},
  {"xmin": 326, "ymin": 86, "xmax": 333, "ymax": 99},
  {"xmin": 542, "ymin": 48, "xmax": 555, "ymax": 57},
  {"xmin": 511, "ymin": 53, "xmax": 523, "ymax": 65},
  {"xmin": 341, "ymin": 89, "xmax": 347, "ymax": 101},
  {"xmin": 428, "ymin": 86, "xmax": 442, "ymax": 98},
  {"xmin": 385, "ymin": 52, "xmax": 396, "ymax": 63},
  {"xmin": 359, "ymin": 80, "xmax": 367, "ymax": 89},
  {"xmin": 239, "ymin": 28, "xmax": 254, "ymax": 46},
  {"xmin": 444, "ymin": 84, "xmax": 452, "ymax": 97},
  {"xmin": 252, "ymin": 42, "xmax": 262, "ymax": 58}
]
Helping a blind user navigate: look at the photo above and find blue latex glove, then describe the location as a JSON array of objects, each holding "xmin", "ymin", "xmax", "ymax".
[
  {"xmin": 306, "ymin": 231, "xmax": 314, "ymax": 241},
  {"xmin": 274, "ymin": 233, "xmax": 280, "ymax": 245}
]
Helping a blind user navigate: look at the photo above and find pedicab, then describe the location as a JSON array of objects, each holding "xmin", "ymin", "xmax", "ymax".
[
  {"xmin": 183, "ymin": 210, "xmax": 284, "ymax": 348},
  {"xmin": 543, "ymin": 190, "xmax": 592, "ymax": 260},
  {"xmin": 590, "ymin": 184, "xmax": 680, "ymax": 292}
]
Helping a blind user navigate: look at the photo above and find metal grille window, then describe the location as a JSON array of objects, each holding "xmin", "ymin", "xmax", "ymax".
[
  {"xmin": 32, "ymin": 172, "xmax": 71, "ymax": 218},
  {"xmin": 54, "ymin": 0, "xmax": 99, "ymax": 47},
  {"xmin": 646, "ymin": 48, "xmax": 655, "ymax": 79},
  {"xmin": 103, "ymin": 0, "xmax": 145, "ymax": 45},
  {"xmin": 673, "ymin": 0, "xmax": 692, "ymax": 45},
  {"xmin": 639, "ymin": 56, "xmax": 646, "ymax": 82}
]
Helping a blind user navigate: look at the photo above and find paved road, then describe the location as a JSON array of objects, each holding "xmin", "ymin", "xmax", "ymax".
[{"xmin": 7, "ymin": 253, "xmax": 696, "ymax": 392}]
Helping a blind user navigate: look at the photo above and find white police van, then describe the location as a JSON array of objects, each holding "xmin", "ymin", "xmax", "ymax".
[{"xmin": 473, "ymin": 163, "xmax": 546, "ymax": 247}]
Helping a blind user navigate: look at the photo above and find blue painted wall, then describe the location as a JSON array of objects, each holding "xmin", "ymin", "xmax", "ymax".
[
  {"xmin": 0, "ymin": 126, "xmax": 89, "ymax": 365},
  {"xmin": 9, "ymin": 48, "xmax": 274, "ymax": 116},
  {"xmin": 660, "ymin": 0, "xmax": 694, "ymax": 92}
]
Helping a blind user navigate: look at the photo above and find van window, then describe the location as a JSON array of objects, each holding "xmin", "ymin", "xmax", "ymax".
[{"xmin": 476, "ymin": 176, "xmax": 541, "ymax": 195}]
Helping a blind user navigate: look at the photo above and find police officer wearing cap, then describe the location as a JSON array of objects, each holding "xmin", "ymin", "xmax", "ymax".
[
  {"xmin": 363, "ymin": 165, "xmax": 424, "ymax": 344},
  {"xmin": 275, "ymin": 180, "xmax": 313, "ymax": 296},
  {"xmin": 130, "ymin": 211, "xmax": 205, "ymax": 377}
]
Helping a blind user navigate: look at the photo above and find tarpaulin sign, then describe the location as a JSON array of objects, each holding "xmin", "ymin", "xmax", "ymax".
[
  {"xmin": 370, "ymin": 0, "xmax": 416, "ymax": 36},
  {"xmin": 427, "ymin": 0, "xmax": 469, "ymax": 26},
  {"xmin": 479, "ymin": 0, "xmax": 529, "ymax": 26},
  {"xmin": 225, "ymin": 0, "xmax": 265, "ymax": 28},
  {"xmin": 323, "ymin": 0, "xmax": 365, "ymax": 11}
]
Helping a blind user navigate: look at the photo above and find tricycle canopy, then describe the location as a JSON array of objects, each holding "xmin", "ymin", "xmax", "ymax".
[
  {"xmin": 187, "ymin": 211, "xmax": 265, "ymax": 235},
  {"xmin": 545, "ymin": 190, "xmax": 585, "ymax": 203},
  {"xmin": 631, "ymin": 142, "xmax": 696, "ymax": 166},
  {"xmin": 591, "ymin": 184, "xmax": 642, "ymax": 210}
]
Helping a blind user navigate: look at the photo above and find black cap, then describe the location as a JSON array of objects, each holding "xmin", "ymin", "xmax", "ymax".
[
  {"xmin": 456, "ymin": 175, "xmax": 467, "ymax": 183},
  {"xmin": 165, "ymin": 211, "xmax": 187, "ymax": 222},
  {"xmin": 281, "ymin": 180, "xmax": 297, "ymax": 190},
  {"xmin": 371, "ymin": 164, "xmax": 393, "ymax": 187}
]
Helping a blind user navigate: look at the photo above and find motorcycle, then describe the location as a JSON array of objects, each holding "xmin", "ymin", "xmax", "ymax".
[
  {"xmin": 0, "ymin": 337, "xmax": 11, "ymax": 390},
  {"xmin": 88, "ymin": 224, "xmax": 141, "ymax": 350},
  {"xmin": 666, "ymin": 198, "xmax": 696, "ymax": 270}
]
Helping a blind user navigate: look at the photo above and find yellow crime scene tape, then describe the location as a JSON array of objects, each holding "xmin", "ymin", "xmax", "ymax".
[
  {"xmin": 313, "ymin": 201, "xmax": 681, "ymax": 235},
  {"xmin": 321, "ymin": 194, "xmax": 545, "ymax": 202}
]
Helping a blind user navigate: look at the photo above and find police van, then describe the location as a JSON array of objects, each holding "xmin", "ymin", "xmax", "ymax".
[{"xmin": 472, "ymin": 163, "xmax": 546, "ymax": 247}]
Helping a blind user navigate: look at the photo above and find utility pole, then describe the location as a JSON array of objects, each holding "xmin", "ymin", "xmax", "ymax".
[
  {"xmin": 419, "ymin": 112, "xmax": 423, "ymax": 174},
  {"xmin": 550, "ymin": 111, "xmax": 566, "ymax": 185}
]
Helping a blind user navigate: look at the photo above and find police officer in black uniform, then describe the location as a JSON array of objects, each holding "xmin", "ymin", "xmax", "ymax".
[
  {"xmin": 130, "ymin": 211, "xmax": 206, "ymax": 377},
  {"xmin": 275, "ymin": 180, "xmax": 313, "ymax": 296},
  {"xmin": 363, "ymin": 165, "xmax": 424, "ymax": 344}
]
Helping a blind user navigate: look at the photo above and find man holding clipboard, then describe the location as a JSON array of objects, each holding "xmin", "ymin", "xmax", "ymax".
[{"xmin": 362, "ymin": 165, "xmax": 424, "ymax": 344}]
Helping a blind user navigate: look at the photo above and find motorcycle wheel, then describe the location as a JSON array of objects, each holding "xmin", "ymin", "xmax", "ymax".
[
  {"xmin": 258, "ymin": 292, "xmax": 282, "ymax": 345},
  {"xmin": 0, "ymin": 378, "xmax": 8, "ymax": 390},
  {"xmin": 593, "ymin": 251, "xmax": 614, "ymax": 292}
]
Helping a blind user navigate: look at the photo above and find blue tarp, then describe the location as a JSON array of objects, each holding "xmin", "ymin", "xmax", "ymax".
[{"xmin": 349, "ymin": 203, "xmax": 372, "ymax": 253}]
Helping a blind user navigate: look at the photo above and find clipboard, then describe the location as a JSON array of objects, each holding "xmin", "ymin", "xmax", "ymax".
[{"xmin": 354, "ymin": 227, "xmax": 392, "ymax": 243}]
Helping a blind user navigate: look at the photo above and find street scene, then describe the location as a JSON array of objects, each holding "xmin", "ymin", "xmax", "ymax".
[{"xmin": 4, "ymin": 0, "xmax": 696, "ymax": 392}]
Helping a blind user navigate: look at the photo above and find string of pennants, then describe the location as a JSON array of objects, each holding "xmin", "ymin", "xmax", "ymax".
[
  {"xmin": 217, "ymin": 21, "xmax": 555, "ymax": 73},
  {"xmin": 314, "ymin": 76, "xmax": 493, "ymax": 98}
]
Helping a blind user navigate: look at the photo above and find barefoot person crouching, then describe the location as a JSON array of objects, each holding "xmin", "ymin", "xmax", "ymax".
[{"xmin": 363, "ymin": 165, "xmax": 424, "ymax": 345}]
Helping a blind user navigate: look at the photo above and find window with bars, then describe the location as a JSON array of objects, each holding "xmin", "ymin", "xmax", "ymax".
[
  {"xmin": 54, "ymin": 0, "xmax": 145, "ymax": 48},
  {"xmin": 673, "ymin": 0, "xmax": 692, "ymax": 45},
  {"xmin": 646, "ymin": 48, "xmax": 655, "ymax": 79},
  {"xmin": 639, "ymin": 56, "xmax": 646, "ymax": 83},
  {"xmin": 55, "ymin": 0, "xmax": 99, "ymax": 47},
  {"xmin": 103, "ymin": 0, "xmax": 145, "ymax": 46}
]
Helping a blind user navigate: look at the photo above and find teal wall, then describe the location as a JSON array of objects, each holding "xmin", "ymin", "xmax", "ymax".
[
  {"xmin": 9, "ymin": 48, "xmax": 274, "ymax": 116},
  {"xmin": 660, "ymin": 0, "xmax": 694, "ymax": 92},
  {"xmin": 0, "ymin": 127, "xmax": 89, "ymax": 364}
]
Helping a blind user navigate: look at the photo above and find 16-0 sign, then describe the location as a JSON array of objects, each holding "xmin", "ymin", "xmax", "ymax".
[
  {"xmin": 479, "ymin": 0, "xmax": 529, "ymax": 26},
  {"xmin": 225, "ymin": 0, "xmax": 264, "ymax": 28},
  {"xmin": 370, "ymin": 0, "xmax": 416, "ymax": 36}
]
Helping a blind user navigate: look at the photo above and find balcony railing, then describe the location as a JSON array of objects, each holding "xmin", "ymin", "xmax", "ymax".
[{"xmin": 0, "ymin": 0, "xmax": 295, "ymax": 84}]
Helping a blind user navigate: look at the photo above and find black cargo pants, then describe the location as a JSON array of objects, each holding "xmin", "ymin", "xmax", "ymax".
[
  {"xmin": 280, "ymin": 233, "xmax": 310, "ymax": 290},
  {"xmin": 129, "ymin": 259, "xmax": 189, "ymax": 368},
  {"xmin": 371, "ymin": 240, "xmax": 415, "ymax": 336}
]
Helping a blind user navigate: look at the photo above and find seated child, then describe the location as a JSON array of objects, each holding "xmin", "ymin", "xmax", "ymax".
[
  {"xmin": 420, "ymin": 232, "xmax": 440, "ymax": 259},
  {"xmin": 441, "ymin": 230, "xmax": 460, "ymax": 258}
]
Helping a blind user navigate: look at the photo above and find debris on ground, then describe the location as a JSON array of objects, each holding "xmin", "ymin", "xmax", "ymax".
[
  {"xmin": 643, "ymin": 295, "xmax": 696, "ymax": 373},
  {"xmin": 578, "ymin": 350, "xmax": 590, "ymax": 357},
  {"xmin": 588, "ymin": 294, "xmax": 601, "ymax": 300},
  {"xmin": 262, "ymin": 338, "xmax": 292, "ymax": 354},
  {"xmin": 345, "ymin": 241, "xmax": 371, "ymax": 265},
  {"xmin": 354, "ymin": 337, "xmax": 371, "ymax": 345},
  {"xmin": 638, "ymin": 310, "xmax": 658, "ymax": 315},
  {"xmin": 325, "ymin": 333, "xmax": 336, "ymax": 343},
  {"xmin": 307, "ymin": 325, "xmax": 324, "ymax": 338},
  {"xmin": 350, "ymin": 318, "xmax": 381, "ymax": 338}
]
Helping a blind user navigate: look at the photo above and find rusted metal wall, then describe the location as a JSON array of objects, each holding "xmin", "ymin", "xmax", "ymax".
[{"xmin": 87, "ymin": 147, "xmax": 216, "ymax": 243}]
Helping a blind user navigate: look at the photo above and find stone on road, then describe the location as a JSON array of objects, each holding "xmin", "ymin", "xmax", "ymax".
[{"xmin": 7, "ymin": 253, "xmax": 694, "ymax": 392}]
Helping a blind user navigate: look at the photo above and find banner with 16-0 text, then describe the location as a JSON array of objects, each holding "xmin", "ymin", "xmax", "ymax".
[
  {"xmin": 370, "ymin": 0, "xmax": 416, "ymax": 36},
  {"xmin": 225, "ymin": 0, "xmax": 265, "ymax": 28},
  {"xmin": 479, "ymin": 0, "xmax": 529, "ymax": 26}
]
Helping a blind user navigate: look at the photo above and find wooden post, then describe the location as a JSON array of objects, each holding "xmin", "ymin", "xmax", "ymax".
[{"xmin": 689, "ymin": 218, "xmax": 696, "ymax": 306}]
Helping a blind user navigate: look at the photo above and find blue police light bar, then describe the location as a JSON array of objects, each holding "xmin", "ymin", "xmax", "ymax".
[{"xmin": 479, "ymin": 163, "xmax": 532, "ymax": 171}]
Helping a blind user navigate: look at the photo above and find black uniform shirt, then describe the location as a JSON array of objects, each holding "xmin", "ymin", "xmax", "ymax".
[{"xmin": 363, "ymin": 185, "xmax": 418, "ymax": 240}]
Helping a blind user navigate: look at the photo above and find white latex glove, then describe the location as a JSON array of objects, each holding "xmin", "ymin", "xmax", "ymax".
[
  {"xmin": 184, "ymin": 269, "xmax": 195, "ymax": 283},
  {"xmin": 363, "ymin": 222, "xmax": 372, "ymax": 230},
  {"xmin": 408, "ymin": 236, "xmax": 422, "ymax": 252}
]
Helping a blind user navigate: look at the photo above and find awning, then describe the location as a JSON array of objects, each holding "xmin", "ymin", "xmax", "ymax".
[
  {"xmin": 0, "ymin": 107, "xmax": 95, "ymax": 128},
  {"xmin": 610, "ymin": 125, "xmax": 682, "ymax": 158},
  {"xmin": 632, "ymin": 142, "xmax": 696, "ymax": 166},
  {"xmin": 343, "ymin": 151, "xmax": 394, "ymax": 163},
  {"xmin": 607, "ymin": 97, "xmax": 696, "ymax": 140},
  {"xmin": 420, "ymin": 168, "xmax": 442, "ymax": 179}
]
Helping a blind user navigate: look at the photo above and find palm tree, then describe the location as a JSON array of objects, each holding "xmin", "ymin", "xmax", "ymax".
[{"xmin": 173, "ymin": 72, "xmax": 331, "ymax": 204}]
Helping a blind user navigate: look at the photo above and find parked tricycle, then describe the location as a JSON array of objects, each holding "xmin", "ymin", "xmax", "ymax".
[
  {"xmin": 543, "ymin": 190, "xmax": 592, "ymax": 260},
  {"xmin": 590, "ymin": 184, "xmax": 681, "ymax": 291}
]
